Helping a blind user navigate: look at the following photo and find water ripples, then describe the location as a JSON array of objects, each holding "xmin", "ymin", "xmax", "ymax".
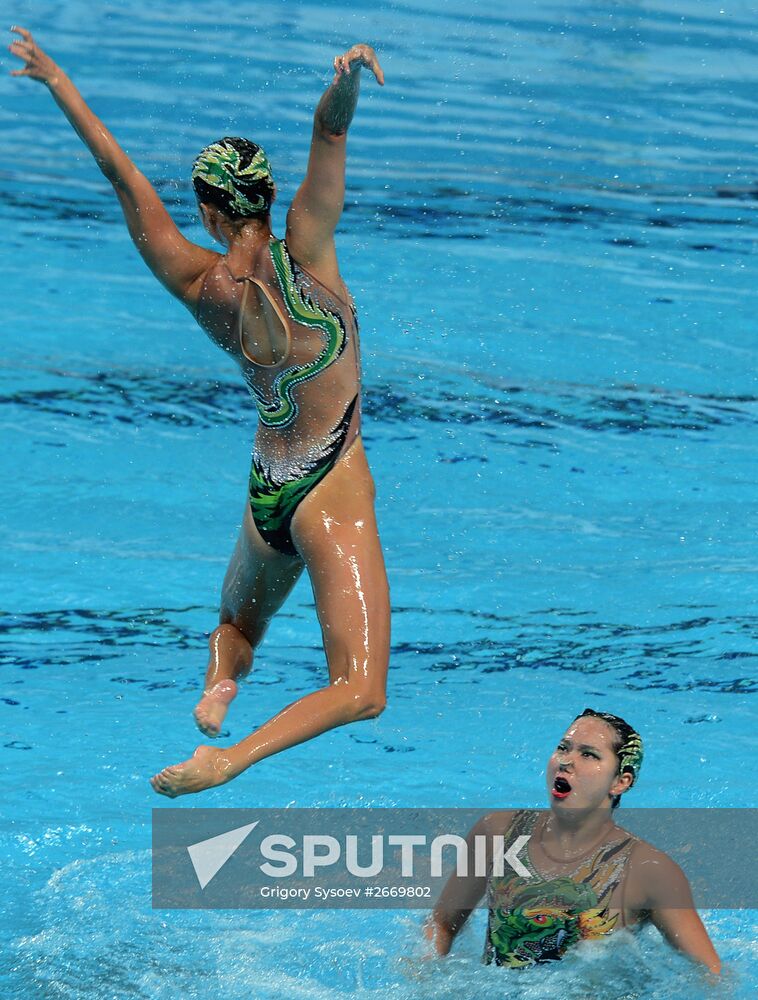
[
  {"xmin": 1, "ymin": 175, "xmax": 754, "ymax": 256},
  {"xmin": 2, "ymin": 365, "xmax": 755, "ymax": 437},
  {"xmin": 2, "ymin": 604, "xmax": 754, "ymax": 695}
]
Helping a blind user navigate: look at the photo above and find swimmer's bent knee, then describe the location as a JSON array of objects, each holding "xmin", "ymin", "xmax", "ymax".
[
  {"xmin": 218, "ymin": 605, "xmax": 267, "ymax": 650},
  {"xmin": 344, "ymin": 688, "xmax": 386, "ymax": 722}
]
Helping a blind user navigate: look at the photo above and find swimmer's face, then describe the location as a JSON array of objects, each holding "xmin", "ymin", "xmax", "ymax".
[{"xmin": 546, "ymin": 716, "xmax": 632, "ymax": 811}]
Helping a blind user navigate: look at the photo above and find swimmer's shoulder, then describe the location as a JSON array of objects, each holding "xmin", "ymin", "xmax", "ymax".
[
  {"xmin": 469, "ymin": 809, "xmax": 533, "ymax": 839},
  {"xmin": 182, "ymin": 250, "xmax": 225, "ymax": 319},
  {"xmin": 181, "ymin": 251, "xmax": 247, "ymax": 357},
  {"xmin": 282, "ymin": 229, "xmax": 349, "ymax": 306},
  {"xmin": 623, "ymin": 837, "xmax": 694, "ymax": 913}
]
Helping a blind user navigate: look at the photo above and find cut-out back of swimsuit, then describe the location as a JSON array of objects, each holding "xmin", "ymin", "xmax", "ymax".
[{"xmin": 237, "ymin": 275, "xmax": 290, "ymax": 367}]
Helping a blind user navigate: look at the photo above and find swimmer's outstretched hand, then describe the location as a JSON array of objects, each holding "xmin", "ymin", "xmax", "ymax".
[
  {"xmin": 333, "ymin": 44, "xmax": 384, "ymax": 86},
  {"xmin": 8, "ymin": 26, "xmax": 60, "ymax": 86}
]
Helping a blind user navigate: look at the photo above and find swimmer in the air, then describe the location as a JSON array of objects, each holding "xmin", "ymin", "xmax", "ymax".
[
  {"xmin": 9, "ymin": 27, "xmax": 389, "ymax": 797},
  {"xmin": 425, "ymin": 709, "xmax": 720, "ymax": 975}
]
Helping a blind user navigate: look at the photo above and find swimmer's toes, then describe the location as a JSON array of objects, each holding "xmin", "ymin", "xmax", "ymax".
[
  {"xmin": 193, "ymin": 680, "xmax": 238, "ymax": 738},
  {"xmin": 150, "ymin": 776, "xmax": 169, "ymax": 797},
  {"xmin": 194, "ymin": 714, "xmax": 221, "ymax": 738}
]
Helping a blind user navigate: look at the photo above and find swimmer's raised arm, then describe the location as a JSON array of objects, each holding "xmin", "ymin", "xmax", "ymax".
[
  {"xmin": 285, "ymin": 43, "xmax": 384, "ymax": 274},
  {"xmin": 8, "ymin": 27, "xmax": 214, "ymax": 306}
]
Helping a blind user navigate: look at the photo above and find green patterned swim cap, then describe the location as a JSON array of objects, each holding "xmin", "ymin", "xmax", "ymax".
[
  {"xmin": 192, "ymin": 137, "xmax": 275, "ymax": 220},
  {"xmin": 578, "ymin": 708, "xmax": 644, "ymax": 787}
]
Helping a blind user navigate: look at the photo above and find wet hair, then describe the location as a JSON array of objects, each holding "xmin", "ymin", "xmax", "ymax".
[
  {"xmin": 192, "ymin": 137, "xmax": 275, "ymax": 221},
  {"xmin": 576, "ymin": 708, "xmax": 644, "ymax": 809}
]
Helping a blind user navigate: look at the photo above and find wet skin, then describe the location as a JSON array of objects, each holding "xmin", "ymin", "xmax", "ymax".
[
  {"xmin": 150, "ymin": 437, "xmax": 389, "ymax": 798},
  {"xmin": 6, "ymin": 26, "xmax": 389, "ymax": 799}
]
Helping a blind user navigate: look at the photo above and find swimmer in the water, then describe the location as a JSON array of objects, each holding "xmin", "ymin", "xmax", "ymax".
[
  {"xmin": 425, "ymin": 709, "xmax": 720, "ymax": 974},
  {"xmin": 9, "ymin": 27, "xmax": 389, "ymax": 797}
]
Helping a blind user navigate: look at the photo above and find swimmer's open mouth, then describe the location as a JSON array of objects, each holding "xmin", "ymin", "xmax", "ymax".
[{"xmin": 552, "ymin": 776, "xmax": 572, "ymax": 799}]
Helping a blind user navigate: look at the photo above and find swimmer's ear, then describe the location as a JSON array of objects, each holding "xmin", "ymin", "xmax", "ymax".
[
  {"xmin": 610, "ymin": 770, "xmax": 633, "ymax": 799},
  {"xmin": 199, "ymin": 202, "xmax": 222, "ymax": 240}
]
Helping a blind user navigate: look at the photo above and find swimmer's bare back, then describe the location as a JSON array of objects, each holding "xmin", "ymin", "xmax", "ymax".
[{"xmin": 10, "ymin": 27, "xmax": 390, "ymax": 796}]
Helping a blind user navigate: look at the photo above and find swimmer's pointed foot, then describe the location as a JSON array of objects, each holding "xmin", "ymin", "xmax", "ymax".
[
  {"xmin": 149, "ymin": 745, "xmax": 233, "ymax": 798},
  {"xmin": 193, "ymin": 679, "xmax": 238, "ymax": 738}
]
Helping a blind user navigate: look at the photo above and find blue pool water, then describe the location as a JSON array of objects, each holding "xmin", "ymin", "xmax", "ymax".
[{"xmin": 1, "ymin": 0, "xmax": 756, "ymax": 996}]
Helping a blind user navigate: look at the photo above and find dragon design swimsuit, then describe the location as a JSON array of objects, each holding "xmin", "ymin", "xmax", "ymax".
[{"xmin": 485, "ymin": 811, "xmax": 638, "ymax": 969}]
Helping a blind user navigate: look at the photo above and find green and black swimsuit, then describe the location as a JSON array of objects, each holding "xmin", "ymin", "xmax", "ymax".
[{"xmin": 196, "ymin": 237, "xmax": 361, "ymax": 556}]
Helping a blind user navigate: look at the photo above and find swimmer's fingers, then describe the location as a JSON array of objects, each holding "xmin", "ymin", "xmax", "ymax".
[
  {"xmin": 8, "ymin": 24, "xmax": 35, "ymax": 66},
  {"xmin": 8, "ymin": 27, "xmax": 59, "ymax": 83},
  {"xmin": 348, "ymin": 44, "xmax": 384, "ymax": 85},
  {"xmin": 372, "ymin": 61, "xmax": 384, "ymax": 85},
  {"xmin": 333, "ymin": 44, "xmax": 384, "ymax": 86},
  {"xmin": 8, "ymin": 46, "xmax": 33, "ymax": 77},
  {"xmin": 10, "ymin": 25, "xmax": 34, "ymax": 45},
  {"xmin": 333, "ymin": 53, "xmax": 354, "ymax": 78},
  {"xmin": 358, "ymin": 47, "xmax": 385, "ymax": 86},
  {"xmin": 9, "ymin": 39, "xmax": 31, "ymax": 66}
]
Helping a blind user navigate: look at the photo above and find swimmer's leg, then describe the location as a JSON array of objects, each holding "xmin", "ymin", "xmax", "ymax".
[
  {"xmin": 192, "ymin": 504, "xmax": 304, "ymax": 737},
  {"xmin": 192, "ymin": 627, "xmax": 250, "ymax": 738},
  {"xmin": 151, "ymin": 439, "xmax": 390, "ymax": 797}
]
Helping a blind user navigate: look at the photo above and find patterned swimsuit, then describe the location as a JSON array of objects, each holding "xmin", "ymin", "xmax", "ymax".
[
  {"xmin": 485, "ymin": 811, "xmax": 638, "ymax": 968},
  {"xmin": 197, "ymin": 237, "xmax": 361, "ymax": 555}
]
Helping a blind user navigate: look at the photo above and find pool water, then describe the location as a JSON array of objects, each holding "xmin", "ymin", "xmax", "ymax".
[{"xmin": 1, "ymin": 0, "xmax": 756, "ymax": 996}]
